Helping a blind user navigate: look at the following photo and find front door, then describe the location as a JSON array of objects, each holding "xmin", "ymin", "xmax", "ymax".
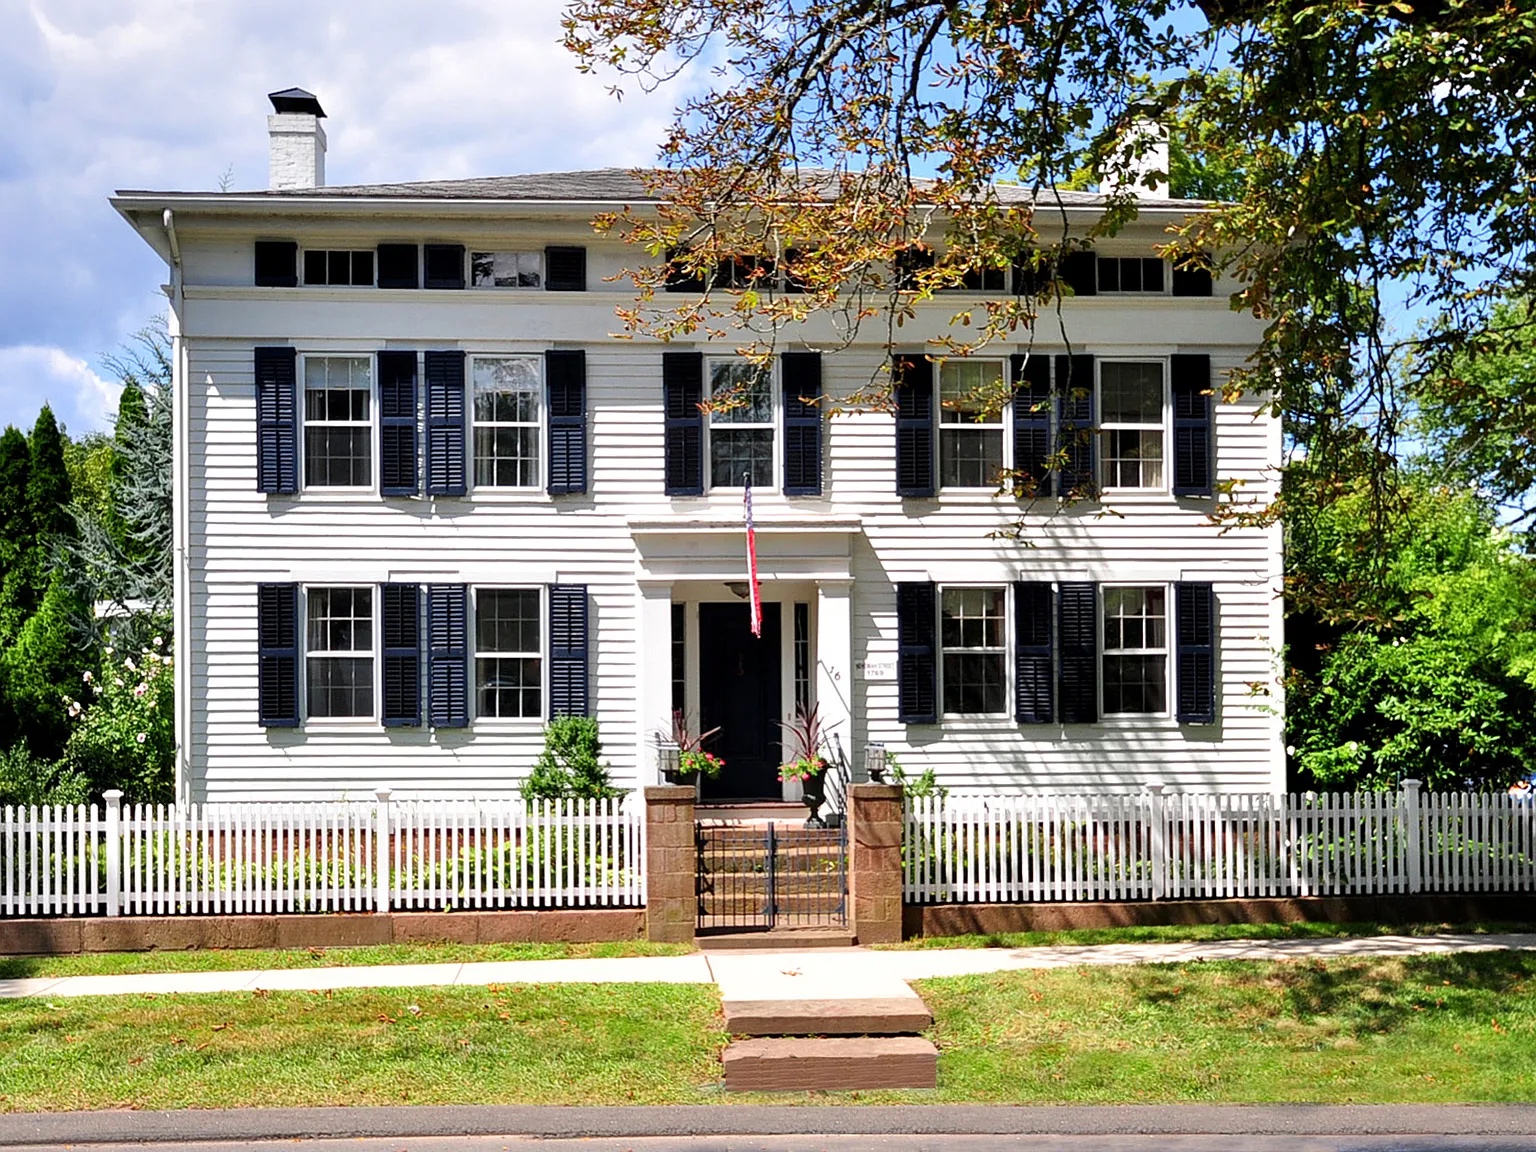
[{"xmin": 698, "ymin": 602, "xmax": 782, "ymax": 800}]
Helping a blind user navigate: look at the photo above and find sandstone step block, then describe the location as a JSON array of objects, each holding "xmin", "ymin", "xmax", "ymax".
[
  {"xmin": 698, "ymin": 930, "xmax": 856, "ymax": 951},
  {"xmin": 722, "ymin": 1035, "xmax": 938, "ymax": 1092},
  {"xmin": 723, "ymin": 996, "xmax": 933, "ymax": 1036}
]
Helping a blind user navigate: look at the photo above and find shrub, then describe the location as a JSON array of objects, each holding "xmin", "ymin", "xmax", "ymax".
[
  {"xmin": 521, "ymin": 716, "xmax": 620, "ymax": 801},
  {"xmin": 59, "ymin": 634, "xmax": 174, "ymax": 804},
  {"xmin": 0, "ymin": 743, "xmax": 89, "ymax": 807}
]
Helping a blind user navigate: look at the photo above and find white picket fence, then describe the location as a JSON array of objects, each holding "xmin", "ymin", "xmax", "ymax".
[
  {"xmin": 0, "ymin": 790, "xmax": 645, "ymax": 917},
  {"xmin": 904, "ymin": 783, "xmax": 1536, "ymax": 903}
]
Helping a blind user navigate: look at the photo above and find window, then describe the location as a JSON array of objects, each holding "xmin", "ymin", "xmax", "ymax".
[
  {"xmin": 940, "ymin": 586, "xmax": 1007, "ymax": 715},
  {"xmin": 1098, "ymin": 257, "xmax": 1166, "ymax": 294},
  {"xmin": 475, "ymin": 588, "xmax": 542, "ymax": 718},
  {"xmin": 939, "ymin": 360, "xmax": 1006, "ymax": 488},
  {"xmin": 671, "ymin": 603, "xmax": 686, "ymax": 716},
  {"xmin": 1102, "ymin": 586, "xmax": 1167, "ymax": 714},
  {"xmin": 303, "ymin": 250, "xmax": 374, "ymax": 287},
  {"xmin": 1100, "ymin": 360, "xmax": 1165, "ymax": 489},
  {"xmin": 306, "ymin": 586, "xmax": 374, "ymax": 719},
  {"xmin": 303, "ymin": 356, "xmax": 372, "ymax": 488},
  {"xmin": 793, "ymin": 602, "xmax": 811, "ymax": 713},
  {"xmin": 959, "ymin": 265, "xmax": 1008, "ymax": 292},
  {"xmin": 707, "ymin": 358, "xmax": 774, "ymax": 488},
  {"xmin": 472, "ymin": 251, "xmax": 543, "ymax": 288},
  {"xmin": 471, "ymin": 356, "xmax": 541, "ymax": 488}
]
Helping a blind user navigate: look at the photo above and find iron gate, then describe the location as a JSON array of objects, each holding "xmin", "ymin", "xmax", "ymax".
[{"xmin": 696, "ymin": 821, "xmax": 847, "ymax": 931}]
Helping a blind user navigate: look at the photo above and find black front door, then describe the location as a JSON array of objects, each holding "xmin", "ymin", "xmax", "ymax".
[{"xmin": 698, "ymin": 602, "xmax": 782, "ymax": 800}]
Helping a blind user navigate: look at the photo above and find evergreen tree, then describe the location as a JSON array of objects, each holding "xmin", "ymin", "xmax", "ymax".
[
  {"xmin": 27, "ymin": 405, "xmax": 72, "ymax": 546},
  {"xmin": 0, "ymin": 427, "xmax": 32, "ymax": 648},
  {"xmin": 108, "ymin": 383, "xmax": 148, "ymax": 557},
  {"xmin": 1, "ymin": 573, "xmax": 84, "ymax": 762}
]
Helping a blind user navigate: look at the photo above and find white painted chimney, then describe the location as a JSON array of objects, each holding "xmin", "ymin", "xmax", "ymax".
[
  {"xmin": 1106, "ymin": 119, "xmax": 1170, "ymax": 200},
  {"xmin": 267, "ymin": 88, "xmax": 327, "ymax": 190}
]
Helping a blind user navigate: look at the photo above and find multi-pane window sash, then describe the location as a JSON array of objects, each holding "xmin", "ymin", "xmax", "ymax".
[
  {"xmin": 476, "ymin": 588, "xmax": 542, "ymax": 719},
  {"xmin": 939, "ymin": 360, "xmax": 1006, "ymax": 489},
  {"xmin": 306, "ymin": 586, "xmax": 375, "ymax": 719},
  {"xmin": 940, "ymin": 586, "xmax": 1008, "ymax": 715},
  {"xmin": 1102, "ymin": 585, "xmax": 1167, "ymax": 715},
  {"xmin": 304, "ymin": 250, "xmax": 374, "ymax": 287},
  {"xmin": 472, "ymin": 357, "xmax": 541, "ymax": 488},
  {"xmin": 472, "ymin": 251, "xmax": 542, "ymax": 288},
  {"xmin": 707, "ymin": 359, "xmax": 774, "ymax": 488},
  {"xmin": 303, "ymin": 356, "xmax": 372, "ymax": 488},
  {"xmin": 1100, "ymin": 360, "xmax": 1165, "ymax": 490},
  {"xmin": 1098, "ymin": 257, "xmax": 1166, "ymax": 294}
]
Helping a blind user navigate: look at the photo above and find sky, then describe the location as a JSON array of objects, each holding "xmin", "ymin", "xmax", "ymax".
[{"xmin": 0, "ymin": 0, "xmax": 694, "ymax": 440}]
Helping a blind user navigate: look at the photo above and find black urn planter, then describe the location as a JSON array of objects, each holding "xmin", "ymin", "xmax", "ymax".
[{"xmin": 801, "ymin": 766, "xmax": 828, "ymax": 827}]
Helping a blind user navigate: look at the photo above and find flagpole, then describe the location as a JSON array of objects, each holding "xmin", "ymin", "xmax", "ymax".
[{"xmin": 744, "ymin": 471, "xmax": 762, "ymax": 637}]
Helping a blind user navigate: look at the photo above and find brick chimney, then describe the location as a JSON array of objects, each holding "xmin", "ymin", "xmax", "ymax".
[{"xmin": 267, "ymin": 88, "xmax": 327, "ymax": 190}]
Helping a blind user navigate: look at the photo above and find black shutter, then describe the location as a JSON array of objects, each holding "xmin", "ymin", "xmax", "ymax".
[
  {"xmin": 257, "ymin": 583, "xmax": 299, "ymax": 727},
  {"xmin": 377, "ymin": 351, "xmax": 419, "ymax": 496},
  {"xmin": 895, "ymin": 246, "xmax": 935, "ymax": 291},
  {"xmin": 424, "ymin": 351, "xmax": 467, "ymax": 496},
  {"xmin": 545, "ymin": 246, "xmax": 587, "ymax": 291},
  {"xmin": 1060, "ymin": 251, "xmax": 1097, "ymax": 297},
  {"xmin": 663, "ymin": 352, "xmax": 704, "ymax": 495},
  {"xmin": 549, "ymin": 584, "xmax": 590, "ymax": 717},
  {"xmin": 894, "ymin": 355, "xmax": 935, "ymax": 497},
  {"xmin": 1054, "ymin": 354, "xmax": 1096, "ymax": 495},
  {"xmin": 1171, "ymin": 353, "xmax": 1213, "ymax": 497},
  {"xmin": 1014, "ymin": 581, "xmax": 1055, "ymax": 723},
  {"xmin": 424, "ymin": 244, "xmax": 465, "ymax": 290},
  {"xmin": 1057, "ymin": 581, "xmax": 1098, "ymax": 723},
  {"xmin": 896, "ymin": 582, "xmax": 938, "ymax": 724},
  {"xmin": 1010, "ymin": 354, "xmax": 1053, "ymax": 498},
  {"xmin": 254, "ymin": 241, "xmax": 298, "ymax": 287},
  {"xmin": 665, "ymin": 250, "xmax": 706, "ymax": 293},
  {"xmin": 546, "ymin": 350, "xmax": 587, "ymax": 495},
  {"xmin": 427, "ymin": 584, "xmax": 469, "ymax": 728},
  {"xmin": 254, "ymin": 346, "xmax": 298, "ymax": 494},
  {"xmin": 1012, "ymin": 252, "xmax": 1053, "ymax": 297},
  {"xmin": 377, "ymin": 244, "xmax": 420, "ymax": 289},
  {"xmin": 1176, "ymin": 582, "xmax": 1217, "ymax": 724},
  {"xmin": 382, "ymin": 583, "xmax": 421, "ymax": 727},
  {"xmin": 1172, "ymin": 262, "xmax": 1214, "ymax": 297},
  {"xmin": 782, "ymin": 351, "xmax": 823, "ymax": 496}
]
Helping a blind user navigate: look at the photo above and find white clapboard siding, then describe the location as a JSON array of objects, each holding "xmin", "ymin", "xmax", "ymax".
[{"xmin": 905, "ymin": 789, "xmax": 1536, "ymax": 903}]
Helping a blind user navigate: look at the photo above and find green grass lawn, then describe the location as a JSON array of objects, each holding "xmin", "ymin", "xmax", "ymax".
[
  {"xmin": 0, "ymin": 940, "xmax": 692, "ymax": 981},
  {"xmin": 0, "ymin": 983, "xmax": 726, "ymax": 1111},
  {"xmin": 882, "ymin": 920, "xmax": 1536, "ymax": 951}
]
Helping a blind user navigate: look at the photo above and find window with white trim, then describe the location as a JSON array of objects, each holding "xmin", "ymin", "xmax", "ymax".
[
  {"xmin": 1102, "ymin": 585, "xmax": 1167, "ymax": 714},
  {"xmin": 471, "ymin": 251, "xmax": 543, "ymax": 289},
  {"xmin": 306, "ymin": 586, "xmax": 374, "ymax": 719},
  {"xmin": 303, "ymin": 355, "xmax": 372, "ymax": 488},
  {"xmin": 706, "ymin": 358, "xmax": 774, "ymax": 488},
  {"xmin": 1100, "ymin": 360, "xmax": 1166, "ymax": 490},
  {"xmin": 939, "ymin": 359, "xmax": 1007, "ymax": 489},
  {"xmin": 475, "ymin": 588, "xmax": 542, "ymax": 719},
  {"xmin": 471, "ymin": 356, "xmax": 541, "ymax": 488},
  {"xmin": 940, "ymin": 586, "xmax": 1007, "ymax": 715}
]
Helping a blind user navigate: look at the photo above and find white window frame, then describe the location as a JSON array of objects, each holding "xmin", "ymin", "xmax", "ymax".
[
  {"xmin": 471, "ymin": 585, "xmax": 546, "ymax": 723},
  {"xmin": 937, "ymin": 583, "xmax": 1011, "ymax": 718},
  {"xmin": 469, "ymin": 354, "xmax": 544, "ymax": 491},
  {"xmin": 471, "ymin": 250, "xmax": 544, "ymax": 290},
  {"xmin": 1099, "ymin": 583, "xmax": 1170, "ymax": 718},
  {"xmin": 1096, "ymin": 256, "xmax": 1170, "ymax": 295},
  {"xmin": 302, "ymin": 583, "xmax": 379, "ymax": 724},
  {"xmin": 1098, "ymin": 357, "xmax": 1169, "ymax": 494},
  {"xmin": 704, "ymin": 356, "xmax": 777, "ymax": 491},
  {"xmin": 301, "ymin": 354, "xmax": 377, "ymax": 493},
  {"xmin": 301, "ymin": 249, "xmax": 375, "ymax": 288},
  {"xmin": 937, "ymin": 357, "xmax": 1011, "ymax": 491}
]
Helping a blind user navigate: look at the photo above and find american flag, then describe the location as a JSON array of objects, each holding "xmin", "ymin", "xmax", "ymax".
[{"xmin": 744, "ymin": 473, "xmax": 762, "ymax": 637}]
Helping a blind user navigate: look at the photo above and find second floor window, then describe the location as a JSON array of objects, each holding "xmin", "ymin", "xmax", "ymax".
[
  {"xmin": 304, "ymin": 250, "xmax": 374, "ymax": 287},
  {"xmin": 304, "ymin": 356, "xmax": 372, "ymax": 488},
  {"xmin": 707, "ymin": 359, "xmax": 774, "ymax": 488},
  {"xmin": 940, "ymin": 586, "xmax": 1007, "ymax": 715},
  {"xmin": 939, "ymin": 360, "xmax": 1006, "ymax": 488},
  {"xmin": 475, "ymin": 588, "xmax": 542, "ymax": 719},
  {"xmin": 1100, "ymin": 360, "xmax": 1165, "ymax": 490},
  {"xmin": 472, "ymin": 357, "xmax": 541, "ymax": 488},
  {"xmin": 306, "ymin": 586, "xmax": 374, "ymax": 719},
  {"xmin": 472, "ymin": 251, "xmax": 542, "ymax": 288}
]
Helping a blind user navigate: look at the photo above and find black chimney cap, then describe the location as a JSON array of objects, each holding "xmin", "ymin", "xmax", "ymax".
[{"xmin": 268, "ymin": 88, "xmax": 326, "ymax": 117}]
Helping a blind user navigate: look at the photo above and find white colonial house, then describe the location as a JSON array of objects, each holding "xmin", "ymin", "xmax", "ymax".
[{"xmin": 112, "ymin": 90, "xmax": 1281, "ymax": 804}]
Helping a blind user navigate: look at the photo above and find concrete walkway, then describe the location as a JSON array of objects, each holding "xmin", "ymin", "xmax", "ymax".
[{"xmin": 2, "ymin": 932, "xmax": 1533, "ymax": 1001}]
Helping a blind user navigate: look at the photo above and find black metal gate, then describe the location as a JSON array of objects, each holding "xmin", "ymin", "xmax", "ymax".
[{"xmin": 696, "ymin": 821, "xmax": 847, "ymax": 931}]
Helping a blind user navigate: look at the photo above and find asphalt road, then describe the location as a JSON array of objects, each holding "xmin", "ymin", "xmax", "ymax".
[{"xmin": 8, "ymin": 1106, "xmax": 1536, "ymax": 1151}]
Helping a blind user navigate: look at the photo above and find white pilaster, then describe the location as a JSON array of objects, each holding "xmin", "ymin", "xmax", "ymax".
[
  {"xmin": 637, "ymin": 581, "xmax": 675, "ymax": 783},
  {"xmin": 816, "ymin": 579, "xmax": 854, "ymax": 766}
]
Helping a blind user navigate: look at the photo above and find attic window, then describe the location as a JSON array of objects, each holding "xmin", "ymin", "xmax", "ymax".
[{"xmin": 472, "ymin": 251, "xmax": 543, "ymax": 289}]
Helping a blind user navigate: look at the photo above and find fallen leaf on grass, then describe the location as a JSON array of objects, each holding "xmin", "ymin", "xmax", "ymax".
[
  {"xmin": 193, "ymin": 1043, "xmax": 209, "ymax": 1052},
  {"xmin": 378, "ymin": 1014, "xmax": 396, "ymax": 1024},
  {"xmin": 210, "ymin": 1023, "xmax": 228, "ymax": 1032}
]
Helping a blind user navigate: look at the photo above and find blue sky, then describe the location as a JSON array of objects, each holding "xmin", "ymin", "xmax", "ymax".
[{"xmin": 0, "ymin": 0, "xmax": 694, "ymax": 440}]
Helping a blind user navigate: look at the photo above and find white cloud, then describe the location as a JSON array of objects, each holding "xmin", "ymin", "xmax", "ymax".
[{"xmin": 0, "ymin": 345, "xmax": 118, "ymax": 435}]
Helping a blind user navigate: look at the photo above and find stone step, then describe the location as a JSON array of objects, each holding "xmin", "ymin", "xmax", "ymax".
[
  {"xmin": 723, "ymin": 996, "xmax": 932, "ymax": 1036},
  {"xmin": 698, "ymin": 929, "xmax": 856, "ymax": 951},
  {"xmin": 722, "ymin": 1036, "xmax": 938, "ymax": 1092}
]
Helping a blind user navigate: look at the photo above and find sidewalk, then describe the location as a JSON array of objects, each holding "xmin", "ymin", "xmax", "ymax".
[{"xmin": 3, "ymin": 932, "xmax": 1532, "ymax": 1001}]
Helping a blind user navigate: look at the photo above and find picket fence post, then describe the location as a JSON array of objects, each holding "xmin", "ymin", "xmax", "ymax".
[
  {"xmin": 1401, "ymin": 779, "xmax": 1423, "ymax": 894},
  {"xmin": 374, "ymin": 787, "xmax": 392, "ymax": 914},
  {"xmin": 103, "ymin": 790, "xmax": 123, "ymax": 917},
  {"xmin": 1144, "ymin": 782, "xmax": 1167, "ymax": 900}
]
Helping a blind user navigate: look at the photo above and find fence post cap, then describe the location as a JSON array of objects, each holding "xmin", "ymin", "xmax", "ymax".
[
  {"xmin": 374, "ymin": 786, "xmax": 393, "ymax": 801},
  {"xmin": 1143, "ymin": 782, "xmax": 1165, "ymax": 795},
  {"xmin": 1401, "ymin": 778, "xmax": 1423, "ymax": 791},
  {"xmin": 102, "ymin": 789, "xmax": 124, "ymax": 803}
]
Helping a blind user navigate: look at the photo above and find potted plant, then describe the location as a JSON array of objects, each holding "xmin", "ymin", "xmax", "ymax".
[
  {"xmin": 658, "ymin": 710, "xmax": 725, "ymax": 792},
  {"xmin": 778, "ymin": 702, "xmax": 833, "ymax": 826}
]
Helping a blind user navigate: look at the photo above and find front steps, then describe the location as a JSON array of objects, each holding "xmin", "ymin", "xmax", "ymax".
[
  {"xmin": 699, "ymin": 930, "xmax": 856, "ymax": 950},
  {"xmin": 723, "ymin": 1035, "xmax": 938, "ymax": 1091},
  {"xmin": 724, "ymin": 996, "xmax": 933, "ymax": 1036}
]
